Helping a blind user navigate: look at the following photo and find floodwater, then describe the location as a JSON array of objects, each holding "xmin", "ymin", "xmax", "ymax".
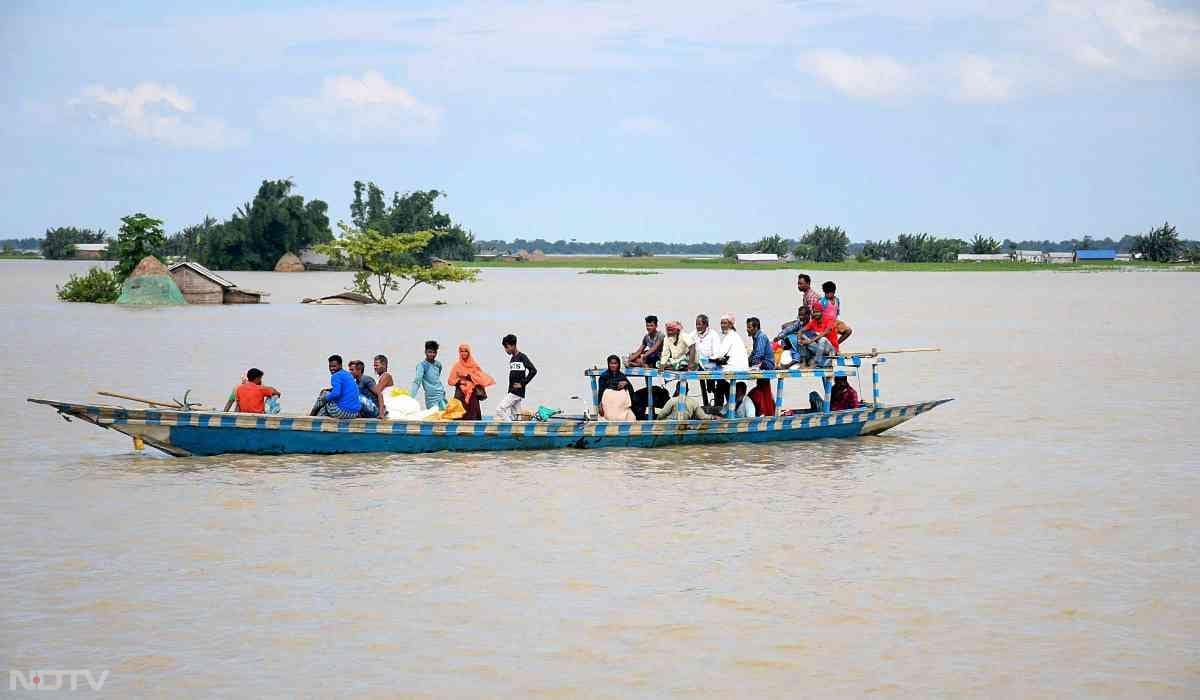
[{"xmin": 1, "ymin": 261, "xmax": 1197, "ymax": 697}]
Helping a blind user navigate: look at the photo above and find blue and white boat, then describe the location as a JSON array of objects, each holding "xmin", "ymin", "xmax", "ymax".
[{"xmin": 28, "ymin": 355, "xmax": 950, "ymax": 457}]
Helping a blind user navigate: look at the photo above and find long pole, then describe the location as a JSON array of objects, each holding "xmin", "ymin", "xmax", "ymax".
[{"xmin": 97, "ymin": 391, "xmax": 179, "ymax": 409}]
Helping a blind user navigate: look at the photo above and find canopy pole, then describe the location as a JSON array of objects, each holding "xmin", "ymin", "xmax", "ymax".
[
  {"xmin": 646, "ymin": 376, "xmax": 655, "ymax": 420},
  {"xmin": 724, "ymin": 380, "xmax": 735, "ymax": 418},
  {"xmin": 590, "ymin": 375, "xmax": 600, "ymax": 416},
  {"xmin": 822, "ymin": 374, "xmax": 832, "ymax": 413},
  {"xmin": 775, "ymin": 377, "xmax": 785, "ymax": 411},
  {"xmin": 872, "ymin": 362, "xmax": 880, "ymax": 406}
]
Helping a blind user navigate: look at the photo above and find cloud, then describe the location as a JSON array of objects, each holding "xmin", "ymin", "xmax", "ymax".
[
  {"xmin": 618, "ymin": 116, "xmax": 668, "ymax": 135},
  {"xmin": 71, "ymin": 82, "xmax": 244, "ymax": 149},
  {"xmin": 1047, "ymin": 0, "xmax": 1200, "ymax": 77},
  {"xmin": 798, "ymin": 49, "xmax": 916, "ymax": 100},
  {"xmin": 264, "ymin": 70, "xmax": 440, "ymax": 143},
  {"xmin": 955, "ymin": 55, "xmax": 1015, "ymax": 102}
]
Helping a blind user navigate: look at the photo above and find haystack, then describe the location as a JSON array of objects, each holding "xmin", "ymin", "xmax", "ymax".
[
  {"xmin": 116, "ymin": 256, "xmax": 188, "ymax": 305},
  {"xmin": 274, "ymin": 252, "xmax": 305, "ymax": 272}
]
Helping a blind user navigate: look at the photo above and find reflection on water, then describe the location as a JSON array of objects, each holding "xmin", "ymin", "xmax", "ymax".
[{"xmin": 2, "ymin": 262, "xmax": 1199, "ymax": 697}]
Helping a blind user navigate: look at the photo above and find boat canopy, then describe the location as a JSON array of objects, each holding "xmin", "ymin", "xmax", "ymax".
[{"xmin": 583, "ymin": 354, "xmax": 887, "ymax": 418}]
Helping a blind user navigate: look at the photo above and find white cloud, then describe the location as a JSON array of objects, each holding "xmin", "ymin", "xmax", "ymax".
[
  {"xmin": 265, "ymin": 70, "xmax": 440, "ymax": 143},
  {"xmin": 71, "ymin": 82, "xmax": 243, "ymax": 149},
  {"xmin": 799, "ymin": 49, "xmax": 916, "ymax": 100},
  {"xmin": 1047, "ymin": 0, "xmax": 1200, "ymax": 77},
  {"xmin": 618, "ymin": 116, "xmax": 668, "ymax": 135},
  {"xmin": 956, "ymin": 55, "xmax": 1015, "ymax": 102}
]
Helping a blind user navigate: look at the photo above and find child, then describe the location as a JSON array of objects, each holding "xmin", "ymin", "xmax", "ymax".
[
  {"xmin": 410, "ymin": 340, "xmax": 447, "ymax": 410},
  {"xmin": 495, "ymin": 334, "xmax": 537, "ymax": 421}
]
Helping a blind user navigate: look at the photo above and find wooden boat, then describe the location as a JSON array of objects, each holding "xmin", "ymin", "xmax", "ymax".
[{"xmin": 27, "ymin": 356, "xmax": 950, "ymax": 457}]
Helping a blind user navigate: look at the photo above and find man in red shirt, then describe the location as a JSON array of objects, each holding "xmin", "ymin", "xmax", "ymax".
[
  {"xmin": 234, "ymin": 368, "xmax": 280, "ymax": 414},
  {"xmin": 794, "ymin": 302, "xmax": 838, "ymax": 366}
]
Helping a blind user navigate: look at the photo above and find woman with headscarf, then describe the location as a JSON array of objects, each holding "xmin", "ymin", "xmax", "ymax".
[{"xmin": 447, "ymin": 343, "xmax": 496, "ymax": 420}]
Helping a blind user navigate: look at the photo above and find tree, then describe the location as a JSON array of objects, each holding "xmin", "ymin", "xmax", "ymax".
[
  {"xmin": 798, "ymin": 226, "xmax": 849, "ymax": 262},
  {"xmin": 858, "ymin": 240, "xmax": 895, "ymax": 261},
  {"xmin": 40, "ymin": 227, "xmax": 107, "ymax": 260},
  {"xmin": 895, "ymin": 233, "xmax": 959, "ymax": 262},
  {"xmin": 57, "ymin": 266, "xmax": 121, "ymax": 303},
  {"xmin": 164, "ymin": 216, "xmax": 217, "ymax": 260},
  {"xmin": 201, "ymin": 179, "xmax": 332, "ymax": 270},
  {"xmin": 349, "ymin": 183, "xmax": 475, "ymax": 261},
  {"xmin": 722, "ymin": 241, "xmax": 748, "ymax": 259},
  {"xmin": 1130, "ymin": 221, "xmax": 1181, "ymax": 262},
  {"xmin": 1079, "ymin": 235, "xmax": 1094, "ymax": 251},
  {"xmin": 316, "ymin": 223, "xmax": 479, "ymax": 304},
  {"xmin": 970, "ymin": 235, "xmax": 1000, "ymax": 254},
  {"xmin": 111, "ymin": 213, "xmax": 166, "ymax": 279},
  {"xmin": 754, "ymin": 234, "xmax": 791, "ymax": 257}
]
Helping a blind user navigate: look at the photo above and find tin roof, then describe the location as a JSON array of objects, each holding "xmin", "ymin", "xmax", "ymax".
[
  {"xmin": 167, "ymin": 261, "xmax": 235, "ymax": 288},
  {"xmin": 1075, "ymin": 249, "xmax": 1116, "ymax": 260}
]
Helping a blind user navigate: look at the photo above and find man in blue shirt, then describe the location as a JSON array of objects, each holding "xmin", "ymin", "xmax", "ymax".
[
  {"xmin": 410, "ymin": 340, "xmax": 447, "ymax": 410},
  {"xmin": 746, "ymin": 316, "xmax": 777, "ymax": 417},
  {"xmin": 309, "ymin": 354, "xmax": 362, "ymax": 418}
]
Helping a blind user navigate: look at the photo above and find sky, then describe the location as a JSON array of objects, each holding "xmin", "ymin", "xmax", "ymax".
[{"xmin": 1, "ymin": 0, "xmax": 1197, "ymax": 243}]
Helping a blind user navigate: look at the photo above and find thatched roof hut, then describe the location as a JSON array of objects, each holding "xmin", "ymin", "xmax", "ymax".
[
  {"xmin": 116, "ymin": 256, "xmax": 188, "ymax": 306},
  {"xmin": 274, "ymin": 252, "xmax": 305, "ymax": 272}
]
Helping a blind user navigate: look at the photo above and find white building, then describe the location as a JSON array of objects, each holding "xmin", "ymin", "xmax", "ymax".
[
  {"xmin": 736, "ymin": 253, "xmax": 779, "ymax": 263},
  {"xmin": 956, "ymin": 253, "xmax": 1011, "ymax": 262}
]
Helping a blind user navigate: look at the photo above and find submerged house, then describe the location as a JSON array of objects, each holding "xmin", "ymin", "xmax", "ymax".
[{"xmin": 168, "ymin": 262, "xmax": 268, "ymax": 304}]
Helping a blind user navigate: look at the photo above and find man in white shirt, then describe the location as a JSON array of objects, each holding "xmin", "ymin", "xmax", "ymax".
[
  {"xmin": 709, "ymin": 313, "xmax": 749, "ymax": 407},
  {"xmin": 693, "ymin": 314, "xmax": 721, "ymax": 409}
]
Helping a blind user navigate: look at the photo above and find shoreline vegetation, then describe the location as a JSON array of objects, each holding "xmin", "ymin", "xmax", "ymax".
[{"xmin": 465, "ymin": 256, "xmax": 1197, "ymax": 272}]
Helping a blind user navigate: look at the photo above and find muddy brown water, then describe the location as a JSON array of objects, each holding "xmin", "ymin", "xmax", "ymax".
[{"xmin": 2, "ymin": 261, "xmax": 1197, "ymax": 696}]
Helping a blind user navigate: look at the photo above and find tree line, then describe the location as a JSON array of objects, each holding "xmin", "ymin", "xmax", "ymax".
[{"xmin": 715, "ymin": 224, "xmax": 1195, "ymax": 263}]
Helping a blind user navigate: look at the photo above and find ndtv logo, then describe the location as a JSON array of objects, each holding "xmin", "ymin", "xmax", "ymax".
[{"xmin": 10, "ymin": 670, "xmax": 110, "ymax": 691}]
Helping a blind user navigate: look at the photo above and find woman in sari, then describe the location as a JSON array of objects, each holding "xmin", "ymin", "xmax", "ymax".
[{"xmin": 447, "ymin": 343, "xmax": 496, "ymax": 420}]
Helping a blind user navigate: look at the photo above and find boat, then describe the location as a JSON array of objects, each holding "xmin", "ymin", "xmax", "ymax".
[{"xmin": 27, "ymin": 355, "xmax": 951, "ymax": 457}]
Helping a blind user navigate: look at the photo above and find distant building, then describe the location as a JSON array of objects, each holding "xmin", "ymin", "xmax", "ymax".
[
  {"xmin": 475, "ymin": 249, "xmax": 502, "ymax": 260},
  {"xmin": 72, "ymin": 243, "xmax": 108, "ymax": 260},
  {"xmin": 1012, "ymin": 249, "xmax": 1045, "ymax": 263},
  {"xmin": 956, "ymin": 253, "xmax": 1011, "ymax": 262},
  {"xmin": 736, "ymin": 253, "xmax": 779, "ymax": 263},
  {"xmin": 1075, "ymin": 249, "xmax": 1116, "ymax": 262},
  {"xmin": 1045, "ymin": 252, "xmax": 1075, "ymax": 264}
]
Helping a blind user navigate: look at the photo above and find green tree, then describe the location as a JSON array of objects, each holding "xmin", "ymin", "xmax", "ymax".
[
  {"xmin": 970, "ymin": 235, "xmax": 1000, "ymax": 254},
  {"xmin": 202, "ymin": 179, "xmax": 332, "ymax": 270},
  {"xmin": 164, "ymin": 216, "xmax": 217, "ymax": 260},
  {"xmin": 316, "ymin": 223, "xmax": 479, "ymax": 304},
  {"xmin": 349, "ymin": 183, "xmax": 475, "ymax": 261},
  {"xmin": 57, "ymin": 266, "xmax": 121, "ymax": 303},
  {"xmin": 798, "ymin": 226, "xmax": 849, "ymax": 262},
  {"xmin": 752, "ymin": 234, "xmax": 791, "ymax": 257},
  {"xmin": 859, "ymin": 240, "xmax": 895, "ymax": 261},
  {"xmin": 1079, "ymin": 235, "xmax": 1094, "ymax": 251},
  {"xmin": 1131, "ymin": 221, "xmax": 1181, "ymax": 262},
  {"xmin": 722, "ymin": 241, "xmax": 748, "ymax": 259},
  {"xmin": 40, "ymin": 227, "xmax": 107, "ymax": 259},
  {"xmin": 112, "ymin": 213, "xmax": 166, "ymax": 279}
]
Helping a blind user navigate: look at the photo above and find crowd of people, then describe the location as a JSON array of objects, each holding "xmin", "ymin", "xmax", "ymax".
[{"xmin": 226, "ymin": 273, "xmax": 862, "ymax": 422}]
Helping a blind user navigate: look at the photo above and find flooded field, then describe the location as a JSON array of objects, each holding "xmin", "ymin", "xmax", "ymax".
[{"xmin": 2, "ymin": 261, "xmax": 1197, "ymax": 696}]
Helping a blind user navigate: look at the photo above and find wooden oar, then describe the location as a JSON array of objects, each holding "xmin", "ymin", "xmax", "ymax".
[{"xmin": 97, "ymin": 391, "xmax": 181, "ymax": 409}]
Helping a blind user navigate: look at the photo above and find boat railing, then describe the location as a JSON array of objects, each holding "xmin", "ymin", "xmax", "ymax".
[{"xmin": 584, "ymin": 354, "xmax": 888, "ymax": 419}]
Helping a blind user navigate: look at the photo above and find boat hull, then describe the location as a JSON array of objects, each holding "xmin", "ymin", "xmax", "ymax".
[{"xmin": 29, "ymin": 398, "xmax": 952, "ymax": 457}]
